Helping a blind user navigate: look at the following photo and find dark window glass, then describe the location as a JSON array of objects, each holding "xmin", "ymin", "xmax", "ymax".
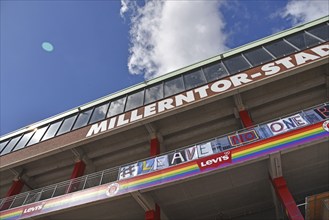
[
  {"xmin": 203, "ymin": 62, "xmax": 228, "ymax": 82},
  {"xmin": 13, "ymin": 131, "xmax": 34, "ymax": 151},
  {"xmin": 164, "ymin": 76, "xmax": 185, "ymax": 98},
  {"xmin": 57, "ymin": 115, "xmax": 77, "ymax": 135},
  {"xmin": 90, "ymin": 103, "xmax": 109, "ymax": 124},
  {"xmin": 42, "ymin": 121, "xmax": 62, "ymax": 141},
  {"xmin": 243, "ymin": 47, "xmax": 274, "ymax": 66},
  {"xmin": 264, "ymin": 39, "xmax": 297, "ymax": 58},
  {"xmin": 223, "ymin": 54, "xmax": 251, "ymax": 74},
  {"xmin": 125, "ymin": 90, "xmax": 144, "ymax": 111},
  {"xmin": 107, "ymin": 97, "xmax": 126, "ymax": 117},
  {"xmin": 306, "ymin": 23, "xmax": 329, "ymax": 41},
  {"xmin": 72, "ymin": 109, "xmax": 93, "ymax": 130},
  {"xmin": 285, "ymin": 31, "xmax": 321, "ymax": 50},
  {"xmin": 183, "ymin": 69, "xmax": 207, "ymax": 90},
  {"xmin": 144, "ymin": 83, "xmax": 164, "ymax": 105},
  {"xmin": 0, "ymin": 136, "xmax": 21, "ymax": 155},
  {"xmin": 27, "ymin": 126, "xmax": 48, "ymax": 146},
  {"xmin": 0, "ymin": 140, "xmax": 10, "ymax": 153}
]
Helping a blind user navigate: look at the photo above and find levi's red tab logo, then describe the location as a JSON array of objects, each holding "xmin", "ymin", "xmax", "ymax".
[
  {"xmin": 21, "ymin": 202, "xmax": 45, "ymax": 217},
  {"xmin": 197, "ymin": 151, "xmax": 231, "ymax": 171}
]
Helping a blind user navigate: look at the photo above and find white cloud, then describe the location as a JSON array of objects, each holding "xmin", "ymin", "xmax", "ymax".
[
  {"xmin": 281, "ymin": 0, "xmax": 329, "ymax": 25},
  {"xmin": 120, "ymin": 0, "xmax": 228, "ymax": 80}
]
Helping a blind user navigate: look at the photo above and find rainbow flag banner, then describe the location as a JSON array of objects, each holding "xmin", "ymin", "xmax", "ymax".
[{"xmin": 1, "ymin": 121, "xmax": 328, "ymax": 220}]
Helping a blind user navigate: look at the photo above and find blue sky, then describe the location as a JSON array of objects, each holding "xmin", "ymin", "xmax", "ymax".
[{"xmin": 1, "ymin": 0, "xmax": 328, "ymax": 135}]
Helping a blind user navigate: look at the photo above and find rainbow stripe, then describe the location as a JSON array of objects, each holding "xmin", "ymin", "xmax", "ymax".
[
  {"xmin": 0, "ymin": 121, "xmax": 327, "ymax": 220},
  {"xmin": 120, "ymin": 161, "xmax": 200, "ymax": 192},
  {"xmin": 232, "ymin": 123, "xmax": 327, "ymax": 163}
]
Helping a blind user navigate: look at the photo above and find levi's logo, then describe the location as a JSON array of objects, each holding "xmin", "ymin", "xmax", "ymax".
[
  {"xmin": 197, "ymin": 151, "xmax": 231, "ymax": 171},
  {"xmin": 21, "ymin": 202, "xmax": 45, "ymax": 217}
]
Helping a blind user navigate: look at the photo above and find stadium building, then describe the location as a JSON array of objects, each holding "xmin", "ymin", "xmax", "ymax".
[{"xmin": 0, "ymin": 16, "xmax": 328, "ymax": 220}]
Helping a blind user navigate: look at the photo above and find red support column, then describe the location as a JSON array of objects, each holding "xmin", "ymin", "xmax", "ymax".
[
  {"xmin": 6, "ymin": 179, "xmax": 24, "ymax": 197},
  {"xmin": 145, "ymin": 203, "xmax": 160, "ymax": 220},
  {"xmin": 0, "ymin": 179, "xmax": 24, "ymax": 211},
  {"xmin": 239, "ymin": 110, "xmax": 253, "ymax": 128},
  {"xmin": 70, "ymin": 160, "xmax": 86, "ymax": 179},
  {"xmin": 67, "ymin": 160, "xmax": 86, "ymax": 193},
  {"xmin": 150, "ymin": 138, "xmax": 160, "ymax": 156},
  {"xmin": 271, "ymin": 176, "xmax": 304, "ymax": 220}
]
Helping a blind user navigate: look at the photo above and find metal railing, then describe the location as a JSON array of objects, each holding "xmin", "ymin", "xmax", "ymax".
[{"xmin": 0, "ymin": 102, "xmax": 328, "ymax": 211}]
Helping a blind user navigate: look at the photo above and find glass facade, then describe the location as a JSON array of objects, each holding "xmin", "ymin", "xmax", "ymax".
[
  {"xmin": 264, "ymin": 39, "xmax": 297, "ymax": 58},
  {"xmin": 144, "ymin": 83, "xmax": 164, "ymax": 105},
  {"xmin": 57, "ymin": 115, "xmax": 77, "ymax": 136},
  {"xmin": 1, "ymin": 136, "xmax": 21, "ymax": 156},
  {"xmin": 183, "ymin": 69, "xmax": 207, "ymax": 90},
  {"xmin": 203, "ymin": 62, "xmax": 228, "ymax": 82},
  {"xmin": 27, "ymin": 126, "xmax": 48, "ymax": 146},
  {"xmin": 72, "ymin": 109, "xmax": 93, "ymax": 130},
  {"xmin": 125, "ymin": 90, "xmax": 144, "ymax": 111},
  {"xmin": 223, "ymin": 54, "xmax": 251, "ymax": 74},
  {"xmin": 89, "ymin": 103, "xmax": 109, "ymax": 124},
  {"xmin": 243, "ymin": 47, "xmax": 274, "ymax": 66},
  {"xmin": 164, "ymin": 76, "xmax": 185, "ymax": 97},
  {"xmin": 107, "ymin": 97, "xmax": 126, "ymax": 117},
  {"xmin": 42, "ymin": 121, "xmax": 62, "ymax": 141},
  {"xmin": 13, "ymin": 131, "xmax": 34, "ymax": 151}
]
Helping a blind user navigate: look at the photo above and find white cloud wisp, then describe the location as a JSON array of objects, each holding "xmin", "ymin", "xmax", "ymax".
[
  {"xmin": 281, "ymin": 0, "xmax": 329, "ymax": 25},
  {"xmin": 121, "ymin": 0, "xmax": 227, "ymax": 80}
]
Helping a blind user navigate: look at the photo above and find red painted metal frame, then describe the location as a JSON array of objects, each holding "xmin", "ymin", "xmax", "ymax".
[
  {"xmin": 150, "ymin": 138, "xmax": 160, "ymax": 156},
  {"xmin": 271, "ymin": 176, "xmax": 304, "ymax": 220},
  {"xmin": 239, "ymin": 110, "xmax": 253, "ymax": 128},
  {"xmin": 0, "ymin": 179, "xmax": 24, "ymax": 211},
  {"xmin": 67, "ymin": 160, "xmax": 86, "ymax": 193},
  {"xmin": 145, "ymin": 203, "xmax": 160, "ymax": 220}
]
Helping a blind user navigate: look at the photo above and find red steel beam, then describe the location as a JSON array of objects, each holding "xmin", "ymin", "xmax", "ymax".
[
  {"xmin": 145, "ymin": 203, "xmax": 160, "ymax": 220},
  {"xmin": 271, "ymin": 176, "xmax": 304, "ymax": 220},
  {"xmin": 70, "ymin": 160, "xmax": 86, "ymax": 179},
  {"xmin": 150, "ymin": 138, "xmax": 160, "ymax": 156},
  {"xmin": 6, "ymin": 179, "xmax": 24, "ymax": 197},
  {"xmin": 0, "ymin": 179, "xmax": 25, "ymax": 211},
  {"xmin": 67, "ymin": 160, "xmax": 86, "ymax": 193},
  {"xmin": 239, "ymin": 110, "xmax": 253, "ymax": 128}
]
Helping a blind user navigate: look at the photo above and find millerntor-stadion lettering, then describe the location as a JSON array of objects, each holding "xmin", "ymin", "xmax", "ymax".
[{"xmin": 86, "ymin": 44, "xmax": 329, "ymax": 138}]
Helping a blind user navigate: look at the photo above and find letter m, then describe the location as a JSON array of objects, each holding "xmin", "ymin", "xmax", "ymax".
[{"xmin": 86, "ymin": 121, "xmax": 107, "ymax": 137}]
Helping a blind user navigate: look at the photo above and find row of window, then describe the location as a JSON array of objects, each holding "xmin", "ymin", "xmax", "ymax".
[{"xmin": 0, "ymin": 22, "xmax": 328, "ymax": 156}]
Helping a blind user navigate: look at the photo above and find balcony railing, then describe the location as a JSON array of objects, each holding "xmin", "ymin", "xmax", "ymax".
[{"xmin": 1, "ymin": 102, "xmax": 328, "ymax": 211}]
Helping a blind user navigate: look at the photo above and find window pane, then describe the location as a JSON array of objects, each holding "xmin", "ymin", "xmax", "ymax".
[
  {"xmin": 203, "ymin": 62, "xmax": 228, "ymax": 82},
  {"xmin": 144, "ymin": 83, "xmax": 164, "ymax": 105},
  {"xmin": 0, "ymin": 140, "xmax": 10, "ymax": 153},
  {"xmin": 164, "ymin": 76, "xmax": 185, "ymax": 98},
  {"xmin": 243, "ymin": 47, "xmax": 273, "ymax": 66},
  {"xmin": 90, "ymin": 103, "xmax": 109, "ymax": 124},
  {"xmin": 42, "ymin": 121, "xmax": 62, "ymax": 141},
  {"xmin": 13, "ymin": 131, "xmax": 34, "ymax": 151},
  {"xmin": 0, "ymin": 136, "xmax": 21, "ymax": 156},
  {"xmin": 107, "ymin": 97, "xmax": 126, "ymax": 117},
  {"xmin": 125, "ymin": 90, "xmax": 144, "ymax": 111},
  {"xmin": 285, "ymin": 31, "xmax": 321, "ymax": 50},
  {"xmin": 306, "ymin": 23, "xmax": 329, "ymax": 41},
  {"xmin": 27, "ymin": 126, "xmax": 48, "ymax": 146},
  {"xmin": 57, "ymin": 115, "xmax": 77, "ymax": 135},
  {"xmin": 264, "ymin": 39, "xmax": 297, "ymax": 58},
  {"xmin": 223, "ymin": 54, "xmax": 251, "ymax": 74},
  {"xmin": 72, "ymin": 109, "xmax": 93, "ymax": 130},
  {"xmin": 183, "ymin": 69, "xmax": 206, "ymax": 90}
]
